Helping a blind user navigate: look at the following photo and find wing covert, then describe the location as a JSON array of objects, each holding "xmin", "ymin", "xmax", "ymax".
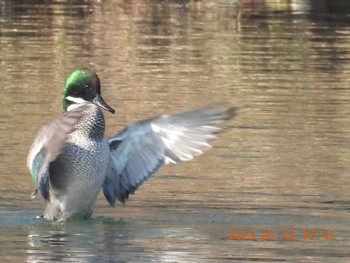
[{"xmin": 27, "ymin": 108, "xmax": 84, "ymax": 199}]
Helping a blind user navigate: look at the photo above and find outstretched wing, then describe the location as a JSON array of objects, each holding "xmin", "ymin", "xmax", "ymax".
[
  {"xmin": 103, "ymin": 106, "xmax": 235, "ymax": 206},
  {"xmin": 27, "ymin": 108, "xmax": 84, "ymax": 200}
]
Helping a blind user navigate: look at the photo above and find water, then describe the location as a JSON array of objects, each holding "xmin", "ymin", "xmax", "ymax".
[{"xmin": 0, "ymin": 0, "xmax": 350, "ymax": 262}]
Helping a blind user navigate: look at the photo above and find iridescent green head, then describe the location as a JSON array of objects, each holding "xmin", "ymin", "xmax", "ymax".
[{"xmin": 62, "ymin": 69, "xmax": 115, "ymax": 114}]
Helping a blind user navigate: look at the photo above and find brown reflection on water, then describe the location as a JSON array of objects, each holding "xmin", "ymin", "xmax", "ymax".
[{"xmin": 0, "ymin": 0, "xmax": 350, "ymax": 262}]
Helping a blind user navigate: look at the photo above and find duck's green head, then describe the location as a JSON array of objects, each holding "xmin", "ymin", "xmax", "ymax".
[{"xmin": 62, "ymin": 69, "xmax": 115, "ymax": 114}]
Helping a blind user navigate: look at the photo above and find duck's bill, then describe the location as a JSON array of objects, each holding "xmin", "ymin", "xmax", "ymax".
[{"xmin": 93, "ymin": 95, "xmax": 115, "ymax": 114}]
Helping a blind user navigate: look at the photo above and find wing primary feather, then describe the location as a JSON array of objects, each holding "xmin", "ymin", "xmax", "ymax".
[{"xmin": 104, "ymin": 106, "xmax": 235, "ymax": 205}]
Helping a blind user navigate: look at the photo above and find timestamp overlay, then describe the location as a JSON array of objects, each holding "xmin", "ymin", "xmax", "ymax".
[
  {"xmin": 219, "ymin": 209, "xmax": 349, "ymax": 262},
  {"xmin": 228, "ymin": 229, "xmax": 335, "ymax": 241}
]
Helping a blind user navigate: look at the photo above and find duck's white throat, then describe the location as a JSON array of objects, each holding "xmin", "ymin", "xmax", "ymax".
[{"xmin": 66, "ymin": 96, "xmax": 89, "ymax": 111}]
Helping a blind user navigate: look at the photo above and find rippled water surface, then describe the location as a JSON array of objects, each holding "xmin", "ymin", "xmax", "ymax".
[{"xmin": 0, "ymin": 0, "xmax": 350, "ymax": 262}]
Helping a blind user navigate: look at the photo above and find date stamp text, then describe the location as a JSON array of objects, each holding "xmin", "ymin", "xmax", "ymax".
[{"xmin": 228, "ymin": 229, "xmax": 335, "ymax": 241}]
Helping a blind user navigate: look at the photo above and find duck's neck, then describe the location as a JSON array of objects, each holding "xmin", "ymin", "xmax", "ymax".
[{"xmin": 72, "ymin": 104, "xmax": 106, "ymax": 140}]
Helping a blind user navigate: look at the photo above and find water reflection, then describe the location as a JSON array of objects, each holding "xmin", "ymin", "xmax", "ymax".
[
  {"xmin": 27, "ymin": 219, "xmax": 123, "ymax": 262},
  {"xmin": 21, "ymin": 212, "xmax": 350, "ymax": 262},
  {"xmin": 25, "ymin": 217, "xmax": 212, "ymax": 262},
  {"xmin": 1, "ymin": 0, "xmax": 350, "ymax": 262}
]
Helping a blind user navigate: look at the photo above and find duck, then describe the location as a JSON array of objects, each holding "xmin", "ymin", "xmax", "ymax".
[{"xmin": 27, "ymin": 68, "xmax": 235, "ymax": 221}]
